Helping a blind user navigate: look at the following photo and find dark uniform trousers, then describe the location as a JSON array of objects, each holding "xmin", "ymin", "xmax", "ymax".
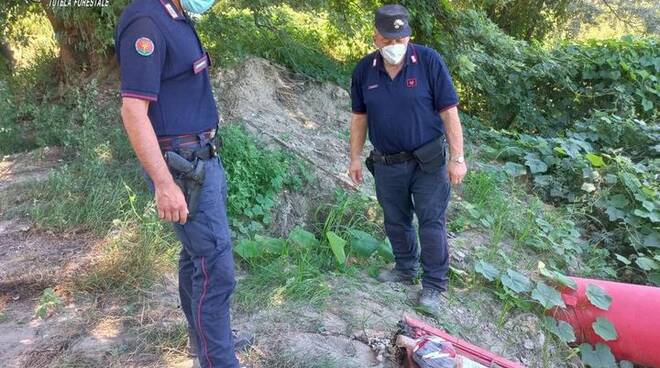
[
  {"xmin": 374, "ymin": 158, "xmax": 451, "ymax": 292},
  {"xmin": 145, "ymin": 151, "xmax": 239, "ymax": 368}
]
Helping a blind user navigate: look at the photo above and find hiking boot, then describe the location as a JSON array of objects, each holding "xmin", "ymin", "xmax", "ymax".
[
  {"xmin": 418, "ymin": 288, "xmax": 444, "ymax": 312},
  {"xmin": 376, "ymin": 268, "xmax": 415, "ymax": 284}
]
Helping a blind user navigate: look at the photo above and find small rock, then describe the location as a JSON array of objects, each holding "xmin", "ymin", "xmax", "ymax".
[{"xmin": 523, "ymin": 339, "xmax": 534, "ymax": 350}]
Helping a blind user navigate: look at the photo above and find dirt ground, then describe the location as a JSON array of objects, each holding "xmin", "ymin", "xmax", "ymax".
[{"xmin": 0, "ymin": 58, "xmax": 578, "ymax": 367}]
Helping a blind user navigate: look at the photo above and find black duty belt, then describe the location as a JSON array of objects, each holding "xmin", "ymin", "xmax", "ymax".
[
  {"xmin": 370, "ymin": 151, "xmax": 414, "ymax": 165},
  {"xmin": 158, "ymin": 130, "xmax": 221, "ymax": 161},
  {"xmin": 157, "ymin": 129, "xmax": 216, "ymax": 152},
  {"xmin": 174, "ymin": 143, "xmax": 217, "ymax": 161}
]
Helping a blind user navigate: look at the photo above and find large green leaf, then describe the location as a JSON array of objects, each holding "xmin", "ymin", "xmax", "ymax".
[
  {"xmin": 500, "ymin": 269, "xmax": 532, "ymax": 293},
  {"xmin": 538, "ymin": 262, "xmax": 577, "ymax": 289},
  {"xmin": 254, "ymin": 234, "xmax": 285, "ymax": 255},
  {"xmin": 532, "ymin": 282, "xmax": 566, "ymax": 309},
  {"xmin": 642, "ymin": 98, "xmax": 653, "ymax": 111},
  {"xmin": 586, "ymin": 284, "xmax": 612, "ymax": 311},
  {"xmin": 579, "ymin": 343, "xmax": 616, "ymax": 368},
  {"xmin": 592, "ymin": 317, "xmax": 618, "ymax": 341},
  {"xmin": 503, "ymin": 162, "xmax": 527, "ymax": 177},
  {"xmin": 605, "ymin": 206, "xmax": 626, "ymax": 221},
  {"xmin": 585, "ymin": 153, "xmax": 605, "ymax": 167},
  {"xmin": 543, "ymin": 316, "xmax": 576, "ymax": 343},
  {"xmin": 474, "ymin": 260, "xmax": 500, "ymax": 281},
  {"xmin": 234, "ymin": 239, "xmax": 262, "ymax": 260},
  {"xmin": 348, "ymin": 229, "xmax": 381, "ymax": 258},
  {"xmin": 525, "ymin": 156, "xmax": 548, "ymax": 174},
  {"xmin": 377, "ymin": 241, "xmax": 395, "ymax": 262},
  {"xmin": 288, "ymin": 227, "xmax": 320, "ymax": 249},
  {"xmin": 649, "ymin": 272, "xmax": 660, "ymax": 286},
  {"xmin": 326, "ymin": 231, "xmax": 347, "ymax": 265},
  {"xmin": 607, "ymin": 194, "xmax": 629, "ymax": 208},
  {"xmin": 635, "ymin": 256, "xmax": 658, "ymax": 271},
  {"xmin": 643, "ymin": 233, "xmax": 659, "ymax": 248},
  {"xmin": 614, "ymin": 254, "xmax": 631, "ymax": 265}
]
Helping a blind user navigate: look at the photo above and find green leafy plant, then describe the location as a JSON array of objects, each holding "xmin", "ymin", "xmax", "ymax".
[
  {"xmin": 35, "ymin": 288, "xmax": 62, "ymax": 319},
  {"xmin": 592, "ymin": 317, "xmax": 618, "ymax": 341},
  {"xmin": 543, "ymin": 316, "xmax": 576, "ymax": 343},
  {"xmin": 579, "ymin": 343, "xmax": 616, "ymax": 368},
  {"xmin": 586, "ymin": 284, "xmax": 613, "ymax": 311},
  {"xmin": 220, "ymin": 123, "xmax": 308, "ymax": 233},
  {"xmin": 326, "ymin": 231, "xmax": 347, "ymax": 266}
]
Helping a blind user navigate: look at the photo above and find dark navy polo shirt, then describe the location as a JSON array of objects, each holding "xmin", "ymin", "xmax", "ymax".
[
  {"xmin": 350, "ymin": 43, "xmax": 459, "ymax": 154},
  {"xmin": 115, "ymin": 0, "xmax": 218, "ymax": 137}
]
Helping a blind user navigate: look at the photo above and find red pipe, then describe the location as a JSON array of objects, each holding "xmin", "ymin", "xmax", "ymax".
[
  {"xmin": 550, "ymin": 277, "xmax": 660, "ymax": 367},
  {"xmin": 403, "ymin": 314, "xmax": 525, "ymax": 368}
]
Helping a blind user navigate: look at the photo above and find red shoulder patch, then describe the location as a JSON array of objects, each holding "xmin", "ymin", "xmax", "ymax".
[{"xmin": 135, "ymin": 37, "xmax": 155, "ymax": 57}]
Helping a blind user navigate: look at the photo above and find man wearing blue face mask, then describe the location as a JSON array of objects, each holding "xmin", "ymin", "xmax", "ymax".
[
  {"xmin": 115, "ymin": 0, "xmax": 243, "ymax": 367},
  {"xmin": 348, "ymin": 4, "xmax": 467, "ymax": 313}
]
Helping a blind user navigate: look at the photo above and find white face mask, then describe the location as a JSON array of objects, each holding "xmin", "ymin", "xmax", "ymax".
[{"xmin": 380, "ymin": 43, "xmax": 407, "ymax": 65}]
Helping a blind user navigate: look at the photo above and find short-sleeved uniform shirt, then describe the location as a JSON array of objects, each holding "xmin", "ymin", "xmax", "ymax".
[
  {"xmin": 351, "ymin": 43, "xmax": 459, "ymax": 154},
  {"xmin": 115, "ymin": 0, "xmax": 217, "ymax": 137}
]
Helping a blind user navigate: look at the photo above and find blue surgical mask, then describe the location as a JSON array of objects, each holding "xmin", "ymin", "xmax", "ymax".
[{"xmin": 181, "ymin": 0, "xmax": 214, "ymax": 14}]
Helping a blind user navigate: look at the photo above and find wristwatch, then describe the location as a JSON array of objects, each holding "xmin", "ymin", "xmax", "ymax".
[{"xmin": 450, "ymin": 155, "xmax": 465, "ymax": 164}]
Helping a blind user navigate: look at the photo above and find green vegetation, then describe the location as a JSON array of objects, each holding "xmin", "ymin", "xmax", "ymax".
[
  {"xmin": 220, "ymin": 123, "xmax": 310, "ymax": 234},
  {"xmin": 233, "ymin": 191, "xmax": 391, "ymax": 312},
  {"xmin": 36, "ymin": 287, "xmax": 63, "ymax": 319}
]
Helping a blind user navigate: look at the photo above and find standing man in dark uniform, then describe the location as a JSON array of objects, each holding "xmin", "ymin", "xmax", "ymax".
[
  {"xmin": 116, "ymin": 0, "xmax": 240, "ymax": 367},
  {"xmin": 347, "ymin": 4, "xmax": 467, "ymax": 312}
]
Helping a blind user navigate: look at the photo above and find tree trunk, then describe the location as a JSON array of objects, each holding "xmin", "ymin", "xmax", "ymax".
[
  {"xmin": 0, "ymin": 38, "xmax": 14, "ymax": 72},
  {"xmin": 39, "ymin": 0, "xmax": 92, "ymax": 79}
]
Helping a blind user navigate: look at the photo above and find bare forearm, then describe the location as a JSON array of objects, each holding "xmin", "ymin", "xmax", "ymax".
[
  {"xmin": 120, "ymin": 99, "xmax": 172, "ymax": 187},
  {"xmin": 440, "ymin": 107, "xmax": 464, "ymax": 158},
  {"xmin": 349, "ymin": 113, "xmax": 368, "ymax": 161}
]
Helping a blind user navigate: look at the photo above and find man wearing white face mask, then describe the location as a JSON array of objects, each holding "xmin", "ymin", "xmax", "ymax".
[
  {"xmin": 348, "ymin": 4, "xmax": 467, "ymax": 312},
  {"xmin": 116, "ymin": 0, "xmax": 249, "ymax": 367}
]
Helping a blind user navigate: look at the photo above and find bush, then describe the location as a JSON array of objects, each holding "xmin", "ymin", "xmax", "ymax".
[
  {"xmin": 219, "ymin": 123, "xmax": 309, "ymax": 235},
  {"xmin": 471, "ymin": 112, "xmax": 659, "ymax": 285}
]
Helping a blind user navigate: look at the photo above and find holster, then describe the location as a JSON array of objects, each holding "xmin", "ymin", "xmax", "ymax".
[
  {"xmin": 164, "ymin": 152, "xmax": 206, "ymax": 219},
  {"xmin": 412, "ymin": 137, "xmax": 447, "ymax": 173},
  {"xmin": 365, "ymin": 155, "xmax": 375, "ymax": 176}
]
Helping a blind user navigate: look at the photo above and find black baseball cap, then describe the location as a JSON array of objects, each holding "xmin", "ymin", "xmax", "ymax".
[{"xmin": 374, "ymin": 4, "xmax": 412, "ymax": 39}]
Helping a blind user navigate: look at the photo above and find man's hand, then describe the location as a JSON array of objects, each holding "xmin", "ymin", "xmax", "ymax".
[
  {"xmin": 348, "ymin": 158, "xmax": 363, "ymax": 185},
  {"xmin": 155, "ymin": 180, "xmax": 189, "ymax": 224},
  {"xmin": 448, "ymin": 160, "xmax": 467, "ymax": 185},
  {"xmin": 348, "ymin": 113, "xmax": 368, "ymax": 186}
]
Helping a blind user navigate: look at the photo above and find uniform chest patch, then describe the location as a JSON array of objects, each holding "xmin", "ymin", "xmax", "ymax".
[
  {"xmin": 407, "ymin": 78, "xmax": 417, "ymax": 88},
  {"xmin": 135, "ymin": 37, "xmax": 155, "ymax": 57}
]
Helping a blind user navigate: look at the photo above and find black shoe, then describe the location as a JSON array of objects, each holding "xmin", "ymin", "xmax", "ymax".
[
  {"xmin": 376, "ymin": 268, "xmax": 415, "ymax": 284},
  {"xmin": 418, "ymin": 288, "xmax": 444, "ymax": 313}
]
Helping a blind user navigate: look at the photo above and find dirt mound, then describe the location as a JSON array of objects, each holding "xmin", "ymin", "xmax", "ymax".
[{"xmin": 215, "ymin": 58, "xmax": 372, "ymax": 193}]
